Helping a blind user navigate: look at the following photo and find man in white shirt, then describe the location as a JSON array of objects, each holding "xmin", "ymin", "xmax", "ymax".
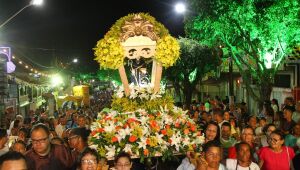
[
  {"xmin": 8, "ymin": 115, "xmax": 23, "ymax": 136},
  {"xmin": 55, "ymin": 115, "xmax": 67, "ymax": 138}
]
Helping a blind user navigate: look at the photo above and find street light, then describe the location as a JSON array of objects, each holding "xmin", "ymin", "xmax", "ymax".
[
  {"xmin": 174, "ymin": 2, "xmax": 186, "ymax": 14},
  {"xmin": 0, "ymin": 0, "xmax": 44, "ymax": 28},
  {"xmin": 72, "ymin": 58, "xmax": 78, "ymax": 63}
]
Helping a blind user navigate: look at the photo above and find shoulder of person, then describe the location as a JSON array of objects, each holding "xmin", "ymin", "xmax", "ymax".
[
  {"xmin": 250, "ymin": 161, "xmax": 260, "ymax": 168},
  {"xmin": 225, "ymin": 158, "xmax": 237, "ymax": 166},
  {"xmin": 219, "ymin": 163, "xmax": 226, "ymax": 170}
]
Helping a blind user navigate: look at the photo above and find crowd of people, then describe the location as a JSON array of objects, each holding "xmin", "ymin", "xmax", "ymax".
[
  {"xmin": 179, "ymin": 96, "xmax": 300, "ymax": 170},
  {"xmin": 0, "ymin": 95, "xmax": 299, "ymax": 170}
]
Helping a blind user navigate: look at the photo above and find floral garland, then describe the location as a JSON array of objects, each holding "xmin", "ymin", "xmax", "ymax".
[
  {"xmin": 94, "ymin": 13, "xmax": 180, "ymax": 69},
  {"xmin": 89, "ymin": 107, "xmax": 204, "ymax": 161}
]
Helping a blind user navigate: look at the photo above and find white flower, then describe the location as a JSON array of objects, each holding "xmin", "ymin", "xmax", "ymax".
[
  {"xmin": 123, "ymin": 144, "xmax": 133, "ymax": 153},
  {"xmin": 146, "ymin": 86, "xmax": 153, "ymax": 94},
  {"xmin": 138, "ymin": 115, "xmax": 149, "ymax": 125},
  {"xmin": 155, "ymin": 133, "xmax": 164, "ymax": 144},
  {"xmin": 107, "ymin": 110, "xmax": 118, "ymax": 118},
  {"xmin": 137, "ymin": 137, "xmax": 147, "ymax": 149},
  {"xmin": 129, "ymin": 89, "xmax": 138, "ymax": 99},
  {"xmin": 182, "ymin": 136, "xmax": 190, "ymax": 146},
  {"xmin": 104, "ymin": 121, "xmax": 115, "ymax": 133},
  {"xmin": 150, "ymin": 93, "xmax": 162, "ymax": 100},
  {"xmin": 105, "ymin": 145, "xmax": 116, "ymax": 158},
  {"xmin": 195, "ymin": 134, "xmax": 205, "ymax": 145},
  {"xmin": 142, "ymin": 126, "xmax": 150, "ymax": 136},
  {"xmin": 170, "ymin": 131, "xmax": 182, "ymax": 151},
  {"xmin": 116, "ymin": 90, "xmax": 124, "ymax": 98},
  {"xmin": 117, "ymin": 127, "xmax": 131, "ymax": 140},
  {"xmin": 139, "ymin": 92, "xmax": 149, "ymax": 100},
  {"xmin": 89, "ymin": 144, "xmax": 98, "ymax": 150},
  {"xmin": 162, "ymin": 114, "xmax": 173, "ymax": 125}
]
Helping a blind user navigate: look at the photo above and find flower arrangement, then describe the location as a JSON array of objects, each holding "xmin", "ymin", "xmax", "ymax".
[
  {"xmin": 94, "ymin": 37, "xmax": 125, "ymax": 70},
  {"xmin": 89, "ymin": 106, "xmax": 205, "ymax": 162},
  {"xmin": 156, "ymin": 35, "xmax": 181, "ymax": 67},
  {"xmin": 94, "ymin": 13, "xmax": 180, "ymax": 69},
  {"xmin": 111, "ymin": 84, "xmax": 174, "ymax": 112}
]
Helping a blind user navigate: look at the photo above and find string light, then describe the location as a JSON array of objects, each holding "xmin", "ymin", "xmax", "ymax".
[{"xmin": 11, "ymin": 55, "xmax": 51, "ymax": 77}]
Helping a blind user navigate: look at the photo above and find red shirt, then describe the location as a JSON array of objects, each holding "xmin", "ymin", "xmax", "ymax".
[
  {"xmin": 258, "ymin": 146, "xmax": 295, "ymax": 170},
  {"xmin": 227, "ymin": 146, "xmax": 237, "ymax": 158}
]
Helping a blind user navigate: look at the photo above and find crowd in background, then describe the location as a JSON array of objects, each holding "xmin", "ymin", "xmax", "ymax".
[{"xmin": 0, "ymin": 95, "xmax": 299, "ymax": 170}]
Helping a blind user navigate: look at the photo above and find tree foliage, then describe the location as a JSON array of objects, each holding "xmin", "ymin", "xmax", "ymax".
[
  {"xmin": 96, "ymin": 69, "xmax": 121, "ymax": 85},
  {"xmin": 185, "ymin": 0, "xmax": 300, "ymax": 106},
  {"xmin": 164, "ymin": 37, "xmax": 221, "ymax": 107}
]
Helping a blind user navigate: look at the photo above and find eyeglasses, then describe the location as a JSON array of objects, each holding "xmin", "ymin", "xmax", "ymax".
[
  {"xmin": 68, "ymin": 135, "xmax": 79, "ymax": 141},
  {"xmin": 32, "ymin": 137, "xmax": 48, "ymax": 145},
  {"xmin": 81, "ymin": 159, "xmax": 97, "ymax": 165},
  {"xmin": 116, "ymin": 163, "xmax": 131, "ymax": 167}
]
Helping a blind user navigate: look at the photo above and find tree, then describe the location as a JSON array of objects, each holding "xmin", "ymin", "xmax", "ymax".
[
  {"xmin": 185, "ymin": 0, "xmax": 300, "ymax": 109},
  {"xmin": 164, "ymin": 37, "xmax": 221, "ymax": 108},
  {"xmin": 96, "ymin": 69, "xmax": 121, "ymax": 85}
]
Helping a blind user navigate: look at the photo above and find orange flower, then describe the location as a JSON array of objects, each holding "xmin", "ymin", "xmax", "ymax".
[
  {"xmin": 115, "ymin": 126, "xmax": 122, "ymax": 131},
  {"xmin": 148, "ymin": 115, "xmax": 155, "ymax": 120},
  {"xmin": 143, "ymin": 149, "xmax": 149, "ymax": 156},
  {"xmin": 112, "ymin": 136, "xmax": 118, "ymax": 143},
  {"xmin": 187, "ymin": 121, "xmax": 192, "ymax": 127},
  {"xmin": 175, "ymin": 122, "xmax": 180, "ymax": 128},
  {"xmin": 127, "ymin": 118, "xmax": 136, "ymax": 124},
  {"xmin": 184, "ymin": 129, "xmax": 190, "ymax": 135},
  {"xmin": 168, "ymin": 139, "xmax": 172, "ymax": 143},
  {"xmin": 165, "ymin": 125, "xmax": 171, "ymax": 129},
  {"xmin": 150, "ymin": 120, "xmax": 159, "ymax": 130},
  {"xmin": 123, "ymin": 124, "xmax": 129, "ymax": 128},
  {"xmin": 161, "ymin": 129, "xmax": 167, "ymax": 135},
  {"xmin": 190, "ymin": 125, "xmax": 196, "ymax": 132},
  {"xmin": 91, "ymin": 131, "xmax": 97, "ymax": 136},
  {"xmin": 129, "ymin": 135, "xmax": 137, "ymax": 142},
  {"xmin": 146, "ymin": 138, "xmax": 150, "ymax": 145},
  {"xmin": 104, "ymin": 116, "xmax": 112, "ymax": 121},
  {"xmin": 97, "ymin": 128, "xmax": 104, "ymax": 133}
]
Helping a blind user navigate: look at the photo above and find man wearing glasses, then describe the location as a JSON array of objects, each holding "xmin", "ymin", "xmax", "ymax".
[{"xmin": 25, "ymin": 123, "xmax": 73, "ymax": 170}]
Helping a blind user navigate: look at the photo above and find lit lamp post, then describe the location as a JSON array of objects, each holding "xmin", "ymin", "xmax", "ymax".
[
  {"xmin": 0, "ymin": 0, "xmax": 43, "ymax": 127},
  {"xmin": 174, "ymin": 2, "xmax": 186, "ymax": 14},
  {"xmin": 0, "ymin": 0, "xmax": 44, "ymax": 28}
]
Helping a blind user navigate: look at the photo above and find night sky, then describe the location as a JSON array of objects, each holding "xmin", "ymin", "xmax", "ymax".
[{"xmin": 0, "ymin": 0, "xmax": 185, "ymax": 73}]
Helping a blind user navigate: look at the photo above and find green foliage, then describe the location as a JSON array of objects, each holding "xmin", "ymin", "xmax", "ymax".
[
  {"xmin": 164, "ymin": 37, "xmax": 221, "ymax": 106},
  {"xmin": 165, "ymin": 37, "xmax": 221, "ymax": 83},
  {"xmin": 96, "ymin": 69, "xmax": 121, "ymax": 85},
  {"xmin": 185, "ymin": 0, "xmax": 300, "ymax": 103}
]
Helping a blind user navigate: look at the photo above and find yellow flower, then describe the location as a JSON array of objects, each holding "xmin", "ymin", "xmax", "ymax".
[
  {"xmin": 93, "ymin": 13, "xmax": 180, "ymax": 70},
  {"xmin": 148, "ymin": 136, "xmax": 158, "ymax": 147}
]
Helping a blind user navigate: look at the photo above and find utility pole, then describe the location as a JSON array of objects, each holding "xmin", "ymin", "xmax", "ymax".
[{"xmin": 229, "ymin": 56, "xmax": 234, "ymax": 105}]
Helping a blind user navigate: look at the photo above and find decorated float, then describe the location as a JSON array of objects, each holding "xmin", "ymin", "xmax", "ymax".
[{"xmin": 90, "ymin": 13, "xmax": 204, "ymax": 162}]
